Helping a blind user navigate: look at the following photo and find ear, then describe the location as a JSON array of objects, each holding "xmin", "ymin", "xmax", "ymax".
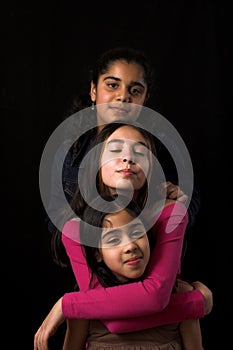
[
  {"xmin": 90, "ymin": 81, "xmax": 97, "ymax": 102},
  {"xmin": 95, "ymin": 250, "xmax": 103, "ymax": 263}
]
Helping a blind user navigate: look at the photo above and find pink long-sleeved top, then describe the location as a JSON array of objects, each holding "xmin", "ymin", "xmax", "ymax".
[{"xmin": 62, "ymin": 201, "xmax": 204, "ymax": 333}]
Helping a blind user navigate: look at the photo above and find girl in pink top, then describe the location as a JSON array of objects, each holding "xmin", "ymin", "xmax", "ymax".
[
  {"xmin": 62, "ymin": 194, "xmax": 202, "ymax": 349},
  {"xmin": 34, "ymin": 122, "xmax": 211, "ymax": 349}
]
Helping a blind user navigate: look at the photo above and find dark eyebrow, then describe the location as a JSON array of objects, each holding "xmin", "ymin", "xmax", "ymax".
[
  {"xmin": 103, "ymin": 76, "xmax": 145, "ymax": 89},
  {"xmin": 107, "ymin": 139, "xmax": 124, "ymax": 145},
  {"xmin": 107, "ymin": 139, "xmax": 147, "ymax": 147},
  {"xmin": 103, "ymin": 76, "xmax": 121, "ymax": 82}
]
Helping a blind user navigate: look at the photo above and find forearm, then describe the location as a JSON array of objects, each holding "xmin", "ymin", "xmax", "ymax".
[
  {"xmin": 102, "ymin": 290, "xmax": 204, "ymax": 333},
  {"xmin": 62, "ymin": 289, "xmax": 204, "ymax": 324},
  {"xmin": 62, "ymin": 224, "xmax": 97, "ymax": 291}
]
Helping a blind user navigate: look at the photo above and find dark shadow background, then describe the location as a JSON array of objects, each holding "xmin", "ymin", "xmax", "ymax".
[{"xmin": 1, "ymin": 1, "xmax": 231, "ymax": 349}]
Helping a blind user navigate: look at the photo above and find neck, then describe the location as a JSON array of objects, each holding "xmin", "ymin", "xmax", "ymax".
[{"xmin": 107, "ymin": 187, "xmax": 138, "ymax": 201}]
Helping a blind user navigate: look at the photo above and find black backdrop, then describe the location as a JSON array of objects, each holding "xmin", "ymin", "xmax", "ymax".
[{"xmin": 1, "ymin": 1, "xmax": 231, "ymax": 349}]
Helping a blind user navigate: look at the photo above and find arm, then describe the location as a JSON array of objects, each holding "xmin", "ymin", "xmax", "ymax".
[
  {"xmin": 101, "ymin": 289, "xmax": 204, "ymax": 333},
  {"xmin": 62, "ymin": 202, "xmax": 204, "ymax": 323},
  {"xmin": 33, "ymin": 281, "xmax": 211, "ymax": 349},
  {"xmin": 177, "ymin": 279, "xmax": 203, "ymax": 350},
  {"xmin": 62, "ymin": 219, "xmax": 98, "ymax": 291},
  {"xmin": 62, "ymin": 319, "xmax": 88, "ymax": 350}
]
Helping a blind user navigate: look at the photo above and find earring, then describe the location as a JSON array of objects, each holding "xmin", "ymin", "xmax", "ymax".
[{"xmin": 91, "ymin": 102, "xmax": 95, "ymax": 111}]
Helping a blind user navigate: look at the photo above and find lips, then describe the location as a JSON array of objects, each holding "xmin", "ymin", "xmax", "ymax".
[
  {"xmin": 109, "ymin": 106, "xmax": 130, "ymax": 115},
  {"xmin": 124, "ymin": 256, "xmax": 142, "ymax": 265},
  {"xmin": 111, "ymin": 107, "xmax": 128, "ymax": 112},
  {"xmin": 117, "ymin": 169, "xmax": 136, "ymax": 175}
]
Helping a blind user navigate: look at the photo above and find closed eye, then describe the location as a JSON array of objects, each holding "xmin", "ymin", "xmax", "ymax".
[
  {"xmin": 109, "ymin": 149, "xmax": 122, "ymax": 153},
  {"xmin": 102, "ymin": 236, "xmax": 122, "ymax": 247},
  {"xmin": 130, "ymin": 231, "xmax": 146, "ymax": 240},
  {"xmin": 134, "ymin": 151, "xmax": 145, "ymax": 156}
]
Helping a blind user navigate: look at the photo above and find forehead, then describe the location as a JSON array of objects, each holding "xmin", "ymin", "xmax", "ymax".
[
  {"xmin": 106, "ymin": 126, "xmax": 147, "ymax": 143},
  {"xmin": 103, "ymin": 60, "xmax": 146, "ymax": 82},
  {"xmin": 103, "ymin": 209, "xmax": 141, "ymax": 229}
]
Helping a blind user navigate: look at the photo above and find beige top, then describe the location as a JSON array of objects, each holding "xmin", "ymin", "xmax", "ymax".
[{"xmin": 86, "ymin": 319, "xmax": 182, "ymax": 350}]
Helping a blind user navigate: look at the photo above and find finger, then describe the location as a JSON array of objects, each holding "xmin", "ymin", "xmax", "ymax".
[
  {"xmin": 176, "ymin": 194, "xmax": 188, "ymax": 203},
  {"xmin": 167, "ymin": 188, "xmax": 180, "ymax": 199},
  {"xmin": 34, "ymin": 329, "xmax": 49, "ymax": 350}
]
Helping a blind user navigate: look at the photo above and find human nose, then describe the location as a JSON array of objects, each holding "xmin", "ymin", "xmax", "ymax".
[
  {"xmin": 121, "ymin": 145, "xmax": 135, "ymax": 164},
  {"xmin": 123, "ymin": 239, "xmax": 138, "ymax": 253},
  {"xmin": 122, "ymin": 157, "xmax": 135, "ymax": 164},
  {"xmin": 116, "ymin": 87, "xmax": 130, "ymax": 102},
  {"xmin": 122, "ymin": 150, "xmax": 135, "ymax": 164}
]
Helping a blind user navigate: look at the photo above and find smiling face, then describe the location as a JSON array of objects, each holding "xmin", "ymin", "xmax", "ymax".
[
  {"xmin": 100, "ymin": 125, "xmax": 151, "ymax": 199},
  {"xmin": 90, "ymin": 60, "xmax": 148, "ymax": 128},
  {"xmin": 96, "ymin": 209, "xmax": 150, "ymax": 283}
]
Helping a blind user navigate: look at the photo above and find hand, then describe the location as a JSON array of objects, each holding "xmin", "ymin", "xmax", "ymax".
[
  {"xmin": 176, "ymin": 278, "xmax": 194, "ymax": 292},
  {"xmin": 192, "ymin": 281, "xmax": 213, "ymax": 315},
  {"xmin": 34, "ymin": 298, "xmax": 65, "ymax": 350},
  {"xmin": 156, "ymin": 181, "xmax": 188, "ymax": 204},
  {"xmin": 176, "ymin": 279, "xmax": 213, "ymax": 316}
]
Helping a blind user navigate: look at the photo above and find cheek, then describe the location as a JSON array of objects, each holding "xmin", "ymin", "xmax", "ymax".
[
  {"xmin": 141, "ymin": 239, "xmax": 150, "ymax": 264},
  {"xmin": 101, "ymin": 155, "xmax": 118, "ymax": 183},
  {"xmin": 102, "ymin": 250, "xmax": 119, "ymax": 270},
  {"xmin": 133, "ymin": 96, "xmax": 146, "ymax": 106},
  {"xmin": 138, "ymin": 236, "xmax": 150, "ymax": 260},
  {"xmin": 96, "ymin": 89, "xmax": 111, "ymax": 104},
  {"xmin": 138, "ymin": 160, "xmax": 150, "ymax": 179},
  {"xmin": 101, "ymin": 163, "xmax": 114, "ymax": 186},
  {"xmin": 144, "ymin": 246, "xmax": 150, "ymax": 265},
  {"xmin": 127, "ymin": 104, "xmax": 143, "ymax": 120}
]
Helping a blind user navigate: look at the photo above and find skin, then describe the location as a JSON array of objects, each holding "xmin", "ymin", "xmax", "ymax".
[
  {"xmin": 97, "ymin": 210, "xmax": 150, "ymax": 282},
  {"xmin": 62, "ymin": 206, "xmax": 151, "ymax": 350},
  {"xmin": 34, "ymin": 123, "xmax": 207, "ymax": 350},
  {"xmin": 34, "ymin": 60, "xmax": 196, "ymax": 350},
  {"xmin": 90, "ymin": 60, "xmax": 148, "ymax": 129},
  {"xmin": 89, "ymin": 59, "xmax": 187, "ymax": 202},
  {"xmin": 100, "ymin": 125, "xmax": 150, "ymax": 196},
  {"xmin": 75, "ymin": 58, "xmax": 187, "ymax": 222},
  {"xmin": 35, "ymin": 124, "xmax": 153, "ymax": 350},
  {"xmin": 34, "ymin": 281, "xmax": 212, "ymax": 350},
  {"xmin": 90, "ymin": 212, "xmax": 204, "ymax": 350}
]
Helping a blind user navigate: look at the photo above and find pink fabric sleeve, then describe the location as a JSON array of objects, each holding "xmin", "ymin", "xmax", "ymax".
[
  {"xmin": 101, "ymin": 290, "xmax": 204, "ymax": 333},
  {"xmin": 61, "ymin": 202, "xmax": 205, "ymax": 331},
  {"xmin": 62, "ymin": 220, "xmax": 100, "ymax": 291}
]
